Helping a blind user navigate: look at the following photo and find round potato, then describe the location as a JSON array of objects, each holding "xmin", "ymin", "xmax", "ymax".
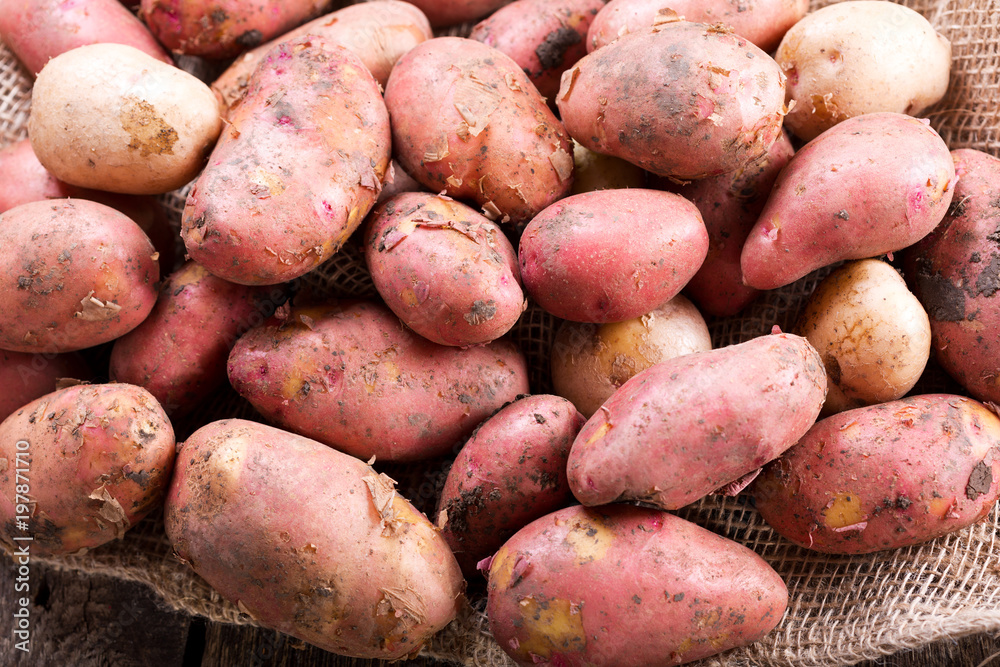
[{"xmin": 28, "ymin": 44, "xmax": 222, "ymax": 195}]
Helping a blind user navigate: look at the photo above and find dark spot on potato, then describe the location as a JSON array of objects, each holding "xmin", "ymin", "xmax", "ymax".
[
  {"xmin": 535, "ymin": 27, "xmax": 582, "ymax": 71},
  {"xmin": 822, "ymin": 354, "xmax": 842, "ymax": 386},
  {"xmin": 235, "ymin": 29, "xmax": 263, "ymax": 48},
  {"xmin": 16, "ymin": 276, "xmax": 30, "ymax": 289},
  {"xmin": 533, "ymin": 413, "xmax": 546, "ymax": 424},
  {"xmin": 973, "ymin": 254, "xmax": 1000, "ymax": 297},
  {"xmin": 895, "ymin": 495, "xmax": 911, "ymax": 510},
  {"xmin": 916, "ymin": 270, "xmax": 966, "ymax": 321},
  {"xmin": 971, "ymin": 252, "xmax": 982, "ymax": 263},
  {"xmin": 120, "ymin": 97, "xmax": 177, "ymax": 158},
  {"xmin": 464, "ymin": 299, "xmax": 497, "ymax": 325},
  {"xmin": 988, "ymin": 222, "xmax": 1000, "ymax": 245},
  {"xmin": 966, "ymin": 461, "xmax": 992, "ymax": 500},
  {"xmin": 835, "ymin": 210, "xmax": 850, "ymax": 221}
]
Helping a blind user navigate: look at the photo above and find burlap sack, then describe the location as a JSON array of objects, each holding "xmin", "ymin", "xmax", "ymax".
[{"xmin": 1, "ymin": 0, "xmax": 998, "ymax": 664}]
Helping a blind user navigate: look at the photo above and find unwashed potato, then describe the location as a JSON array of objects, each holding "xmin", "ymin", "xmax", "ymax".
[
  {"xmin": 0, "ymin": 351, "xmax": 91, "ymax": 422},
  {"xmin": 795, "ymin": 259, "xmax": 930, "ymax": 415},
  {"xmin": 0, "ymin": 383, "xmax": 175, "ymax": 556},
  {"xmin": 550, "ymin": 295, "xmax": 712, "ymax": 417},
  {"xmin": 777, "ymin": 1, "xmax": 951, "ymax": 141},
  {"xmin": 403, "ymin": 0, "xmax": 511, "ymax": 27},
  {"xmin": 165, "ymin": 419, "xmax": 465, "ymax": 659},
  {"xmin": 28, "ymin": 44, "xmax": 222, "ymax": 195}
]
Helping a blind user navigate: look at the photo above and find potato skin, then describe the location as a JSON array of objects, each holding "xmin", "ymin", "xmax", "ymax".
[
  {"xmin": 227, "ymin": 301, "xmax": 530, "ymax": 462},
  {"xmin": 557, "ymin": 21, "xmax": 787, "ymax": 180},
  {"xmin": 365, "ymin": 193, "xmax": 524, "ymax": 346},
  {"xmin": 469, "ymin": 0, "xmax": 607, "ymax": 101},
  {"xmin": 0, "ymin": 383, "xmax": 175, "ymax": 556},
  {"xmin": 28, "ymin": 44, "xmax": 222, "ymax": 195},
  {"xmin": 211, "ymin": 1, "xmax": 432, "ymax": 110},
  {"xmin": 741, "ymin": 113, "xmax": 955, "ymax": 290},
  {"xmin": 403, "ymin": 0, "xmax": 510, "ymax": 27},
  {"xmin": 164, "ymin": 419, "xmax": 464, "ymax": 659},
  {"xmin": 519, "ymin": 189, "xmax": 708, "ymax": 322},
  {"xmin": 0, "ymin": 351, "xmax": 91, "ymax": 422},
  {"xmin": 568, "ymin": 333, "xmax": 827, "ymax": 510},
  {"xmin": 905, "ymin": 149, "xmax": 1000, "ymax": 405},
  {"xmin": 384, "ymin": 37, "xmax": 574, "ymax": 225},
  {"xmin": 435, "ymin": 394, "xmax": 584, "ymax": 575},
  {"xmin": 0, "ymin": 199, "xmax": 159, "ymax": 353},
  {"xmin": 183, "ymin": 38, "xmax": 390, "ymax": 285},
  {"xmin": 486, "ymin": 505, "xmax": 788, "ymax": 666},
  {"xmin": 777, "ymin": 1, "xmax": 951, "ymax": 142},
  {"xmin": 752, "ymin": 395, "xmax": 1000, "ymax": 554}
]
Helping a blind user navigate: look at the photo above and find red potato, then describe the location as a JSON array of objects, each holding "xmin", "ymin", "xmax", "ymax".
[
  {"xmin": 365, "ymin": 193, "xmax": 525, "ymax": 347},
  {"xmin": 140, "ymin": 0, "xmax": 331, "ymax": 58},
  {"xmin": 0, "ymin": 0, "xmax": 171, "ymax": 75},
  {"xmin": 557, "ymin": 21, "xmax": 787, "ymax": 180},
  {"xmin": 165, "ymin": 419, "xmax": 464, "ymax": 659},
  {"xmin": 0, "ymin": 383, "xmax": 175, "ymax": 556},
  {"xmin": 568, "ymin": 333, "xmax": 827, "ymax": 510},
  {"xmin": 182, "ymin": 37, "xmax": 390, "ymax": 285},
  {"xmin": 404, "ymin": 0, "xmax": 511, "ymax": 27},
  {"xmin": 227, "ymin": 300, "xmax": 530, "ymax": 462},
  {"xmin": 486, "ymin": 505, "xmax": 788, "ymax": 666},
  {"xmin": 469, "ymin": 0, "xmax": 607, "ymax": 101},
  {"xmin": 518, "ymin": 189, "xmax": 708, "ymax": 323},
  {"xmin": 211, "ymin": 1, "xmax": 432, "ymax": 110},
  {"xmin": 0, "ymin": 200, "xmax": 159, "ymax": 354},
  {"xmin": 742, "ymin": 113, "xmax": 955, "ymax": 290},
  {"xmin": 0, "ymin": 351, "xmax": 91, "ymax": 422},
  {"xmin": 587, "ymin": 0, "xmax": 808, "ymax": 54},
  {"xmin": 435, "ymin": 394, "xmax": 584, "ymax": 575},
  {"xmin": 753, "ymin": 395, "xmax": 1000, "ymax": 554},
  {"xmin": 384, "ymin": 37, "xmax": 574, "ymax": 225},
  {"xmin": 905, "ymin": 149, "xmax": 1000, "ymax": 405}
]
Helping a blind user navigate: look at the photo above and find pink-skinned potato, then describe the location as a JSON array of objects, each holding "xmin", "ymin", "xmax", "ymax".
[
  {"xmin": 905, "ymin": 149, "xmax": 1000, "ymax": 405},
  {"xmin": 0, "ymin": 383, "xmax": 175, "ymax": 556},
  {"xmin": 164, "ymin": 419, "xmax": 464, "ymax": 659},
  {"xmin": 741, "ymin": 113, "xmax": 955, "ymax": 290},
  {"xmin": 0, "ymin": 199, "xmax": 159, "ymax": 353},
  {"xmin": 557, "ymin": 20, "xmax": 788, "ymax": 180},
  {"xmin": 182, "ymin": 37, "xmax": 390, "ymax": 285},
  {"xmin": 404, "ymin": 0, "xmax": 511, "ymax": 27},
  {"xmin": 568, "ymin": 333, "xmax": 827, "ymax": 510},
  {"xmin": 519, "ymin": 188, "xmax": 708, "ymax": 322},
  {"xmin": 486, "ymin": 504, "xmax": 788, "ymax": 666},
  {"xmin": 211, "ymin": 1, "xmax": 432, "ymax": 110},
  {"xmin": 435, "ymin": 394, "xmax": 584, "ymax": 575},
  {"xmin": 0, "ymin": 351, "xmax": 91, "ymax": 422},
  {"xmin": 227, "ymin": 300, "xmax": 530, "ymax": 461},
  {"xmin": 752, "ymin": 395, "xmax": 1000, "ymax": 554},
  {"xmin": 384, "ymin": 37, "xmax": 574, "ymax": 225},
  {"xmin": 365, "ymin": 192, "xmax": 524, "ymax": 346}
]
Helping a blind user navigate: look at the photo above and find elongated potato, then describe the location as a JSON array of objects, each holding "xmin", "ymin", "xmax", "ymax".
[
  {"xmin": 183, "ymin": 37, "xmax": 390, "ymax": 285},
  {"xmin": 486, "ymin": 505, "xmax": 788, "ymax": 666},
  {"xmin": 227, "ymin": 300, "xmax": 530, "ymax": 461},
  {"xmin": 568, "ymin": 333, "xmax": 827, "ymax": 510},
  {"xmin": 165, "ymin": 419, "xmax": 465, "ymax": 659},
  {"xmin": 753, "ymin": 395, "xmax": 1000, "ymax": 554},
  {"xmin": 0, "ymin": 351, "xmax": 91, "ymax": 422},
  {"xmin": 0, "ymin": 383, "xmax": 175, "ymax": 556}
]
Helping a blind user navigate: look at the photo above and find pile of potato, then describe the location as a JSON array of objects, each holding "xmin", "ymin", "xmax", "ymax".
[{"xmin": 0, "ymin": 0, "xmax": 998, "ymax": 664}]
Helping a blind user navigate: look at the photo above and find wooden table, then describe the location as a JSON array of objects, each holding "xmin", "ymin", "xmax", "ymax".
[{"xmin": 0, "ymin": 562, "xmax": 996, "ymax": 666}]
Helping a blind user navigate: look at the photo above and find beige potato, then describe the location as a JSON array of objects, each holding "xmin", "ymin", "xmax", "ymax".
[
  {"xmin": 551, "ymin": 296, "xmax": 711, "ymax": 417},
  {"xmin": 795, "ymin": 259, "xmax": 931, "ymax": 415},
  {"xmin": 777, "ymin": 1, "xmax": 951, "ymax": 141},
  {"xmin": 28, "ymin": 44, "xmax": 222, "ymax": 195}
]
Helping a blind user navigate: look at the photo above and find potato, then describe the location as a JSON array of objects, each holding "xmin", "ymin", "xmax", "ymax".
[
  {"xmin": 550, "ymin": 296, "xmax": 711, "ymax": 417},
  {"xmin": 0, "ymin": 351, "xmax": 91, "ymax": 422},
  {"xmin": 384, "ymin": 37, "xmax": 574, "ymax": 225},
  {"xmin": 377, "ymin": 160, "xmax": 426, "ymax": 204},
  {"xmin": 403, "ymin": 0, "xmax": 511, "ymax": 27},
  {"xmin": 109, "ymin": 262, "xmax": 274, "ymax": 416},
  {"xmin": 364, "ymin": 193, "xmax": 524, "ymax": 347},
  {"xmin": 777, "ymin": 1, "xmax": 951, "ymax": 142},
  {"xmin": 182, "ymin": 37, "xmax": 390, "ymax": 285},
  {"xmin": 211, "ymin": 1, "xmax": 432, "ymax": 110},
  {"xmin": 905, "ymin": 149, "xmax": 1000, "ymax": 405},
  {"xmin": 435, "ymin": 394, "xmax": 584, "ymax": 575},
  {"xmin": 557, "ymin": 20, "xmax": 787, "ymax": 180},
  {"xmin": 28, "ymin": 44, "xmax": 221, "ymax": 195},
  {"xmin": 567, "ymin": 333, "xmax": 827, "ymax": 510},
  {"xmin": 469, "ymin": 0, "xmax": 606, "ymax": 101},
  {"xmin": 0, "ymin": 0, "xmax": 171, "ymax": 75},
  {"xmin": 519, "ymin": 189, "xmax": 708, "ymax": 322},
  {"xmin": 140, "ymin": 0, "xmax": 329, "ymax": 58},
  {"xmin": 0, "ymin": 200, "xmax": 159, "ymax": 353},
  {"xmin": 569, "ymin": 139, "xmax": 646, "ymax": 194},
  {"xmin": 753, "ymin": 395, "xmax": 1000, "ymax": 554},
  {"xmin": 227, "ymin": 300, "xmax": 530, "ymax": 462},
  {"xmin": 741, "ymin": 113, "xmax": 955, "ymax": 290},
  {"xmin": 486, "ymin": 505, "xmax": 788, "ymax": 666},
  {"xmin": 795, "ymin": 260, "xmax": 930, "ymax": 415},
  {"xmin": 0, "ymin": 383, "xmax": 175, "ymax": 556},
  {"xmin": 164, "ymin": 419, "xmax": 464, "ymax": 659}
]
